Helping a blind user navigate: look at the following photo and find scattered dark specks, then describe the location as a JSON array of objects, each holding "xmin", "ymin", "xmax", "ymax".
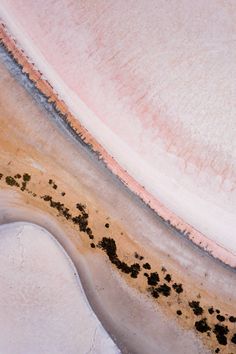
[
  {"xmin": 213, "ymin": 324, "xmax": 229, "ymax": 346},
  {"xmin": 147, "ymin": 272, "xmax": 160, "ymax": 286},
  {"xmin": 134, "ymin": 252, "xmax": 144, "ymax": 260},
  {"xmin": 216, "ymin": 315, "xmax": 225, "ymax": 322},
  {"xmin": 195, "ymin": 318, "xmax": 210, "ymax": 333},
  {"xmin": 14, "ymin": 174, "xmax": 21, "ymax": 178},
  {"xmin": 231, "ymin": 333, "xmax": 236, "ymax": 344},
  {"xmin": 229, "ymin": 316, "xmax": 236, "ymax": 323},
  {"xmin": 105, "ymin": 223, "xmax": 110, "ymax": 228},
  {"xmin": 164, "ymin": 274, "xmax": 171, "ymax": 282},
  {"xmin": 172, "ymin": 283, "xmax": 183, "ymax": 294},
  {"xmin": 208, "ymin": 307, "xmax": 214, "ymax": 315},
  {"xmin": 176, "ymin": 310, "xmax": 182, "ymax": 316},
  {"xmin": 143, "ymin": 262, "xmax": 151, "ymax": 270},
  {"xmin": 189, "ymin": 301, "xmax": 204, "ymax": 316}
]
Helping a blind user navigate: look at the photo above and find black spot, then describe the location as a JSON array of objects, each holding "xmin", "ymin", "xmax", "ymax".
[
  {"xmin": 231, "ymin": 333, "xmax": 236, "ymax": 344},
  {"xmin": 195, "ymin": 318, "xmax": 210, "ymax": 333},
  {"xmin": 215, "ymin": 348, "xmax": 220, "ymax": 353},
  {"xmin": 105, "ymin": 223, "xmax": 110, "ymax": 228},
  {"xmin": 23, "ymin": 173, "xmax": 31, "ymax": 182},
  {"xmin": 216, "ymin": 315, "xmax": 225, "ymax": 322},
  {"xmin": 216, "ymin": 309, "xmax": 220, "ymax": 314},
  {"xmin": 208, "ymin": 307, "xmax": 214, "ymax": 315},
  {"xmin": 164, "ymin": 274, "xmax": 171, "ymax": 282},
  {"xmin": 90, "ymin": 243, "xmax": 95, "ymax": 248},
  {"xmin": 189, "ymin": 301, "xmax": 204, "ymax": 316},
  {"xmin": 213, "ymin": 324, "xmax": 229, "ymax": 346},
  {"xmin": 76, "ymin": 203, "xmax": 86, "ymax": 212},
  {"xmin": 61, "ymin": 192, "xmax": 66, "ymax": 196},
  {"xmin": 144, "ymin": 273, "xmax": 148, "ymax": 277},
  {"xmin": 172, "ymin": 283, "xmax": 183, "ymax": 294},
  {"xmin": 161, "ymin": 267, "xmax": 167, "ymax": 273},
  {"xmin": 229, "ymin": 316, "xmax": 236, "ymax": 323},
  {"xmin": 149, "ymin": 287, "xmax": 159, "ymax": 299},
  {"xmin": 157, "ymin": 284, "xmax": 171, "ymax": 297},
  {"xmin": 5, "ymin": 176, "xmax": 20, "ymax": 187},
  {"xmin": 177, "ymin": 310, "xmax": 182, "ymax": 316},
  {"xmin": 147, "ymin": 272, "xmax": 160, "ymax": 286},
  {"xmin": 0, "ymin": 173, "xmax": 3, "ymax": 179},
  {"xmin": 143, "ymin": 263, "xmax": 151, "ymax": 270},
  {"xmin": 14, "ymin": 174, "xmax": 21, "ymax": 178}
]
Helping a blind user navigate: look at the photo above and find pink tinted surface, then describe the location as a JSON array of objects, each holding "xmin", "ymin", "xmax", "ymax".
[{"xmin": 0, "ymin": 1, "xmax": 235, "ymax": 264}]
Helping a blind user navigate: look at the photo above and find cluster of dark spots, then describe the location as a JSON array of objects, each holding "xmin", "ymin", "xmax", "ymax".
[
  {"xmin": 5, "ymin": 176, "xmax": 20, "ymax": 187},
  {"xmin": 48, "ymin": 179, "xmax": 57, "ymax": 189},
  {"xmin": 149, "ymin": 283, "xmax": 171, "ymax": 298},
  {"xmin": 195, "ymin": 318, "xmax": 210, "ymax": 333},
  {"xmin": 189, "ymin": 301, "xmax": 203, "ymax": 316},
  {"xmin": 98, "ymin": 237, "xmax": 141, "ymax": 278},
  {"xmin": 21, "ymin": 173, "xmax": 31, "ymax": 191},
  {"xmin": 172, "ymin": 283, "xmax": 183, "ymax": 294},
  {"xmin": 229, "ymin": 316, "xmax": 236, "ymax": 323},
  {"xmin": 231, "ymin": 333, "xmax": 236, "ymax": 344},
  {"xmin": 14, "ymin": 174, "xmax": 21, "ymax": 179},
  {"xmin": 208, "ymin": 307, "xmax": 214, "ymax": 315},
  {"xmin": 176, "ymin": 310, "xmax": 182, "ymax": 316},
  {"xmin": 90, "ymin": 243, "xmax": 95, "ymax": 248},
  {"xmin": 147, "ymin": 272, "xmax": 160, "ymax": 286},
  {"xmin": 213, "ymin": 324, "xmax": 229, "ymax": 346},
  {"xmin": 143, "ymin": 262, "xmax": 151, "ymax": 270},
  {"xmin": 134, "ymin": 252, "xmax": 144, "ymax": 261},
  {"xmin": 216, "ymin": 315, "xmax": 225, "ymax": 322},
  {"xmin": 215, "ymin": 348, "xmax": 220, "ymax": 353},
  {"xmin": 105, "ymin": 223, "xmax": 109, "ymax": 228},
  {"xmin": 164, "ymin": 274, "xmax": 171, "ymax": 282},
  {"xmin": 76, "ymin": 203, "xmax": 86, "ymax": 212},
  {"xmin": 41, "ymin": 195, "xmax": 72, "ymax": 220}
]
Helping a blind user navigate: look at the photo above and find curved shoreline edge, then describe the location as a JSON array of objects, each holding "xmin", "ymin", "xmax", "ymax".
[{"xmin": 0, "ymin": 21, "xmax": 235, "ymax": 268}]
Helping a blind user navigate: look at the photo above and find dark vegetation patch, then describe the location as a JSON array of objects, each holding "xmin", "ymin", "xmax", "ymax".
[
  {"xmin": 48, "ymin": 179, "xmax": 57, "ymax": 189},
  {"xmin": 98, "ymin": 237, "xmax": 141, "ymax": 278},
  {"xmin": 195, "ymin": 318, "xmax": 210, "ymax": 333},
  {"xmin": 61, "ymin": 191, "xmax": 66, "ymax": 196},
  {"xmin": 143, "ymin": 262, "xmax": 151, "ymax": 270},
  {"xmin": 208, "ymin": 307, "xmax": 214, "ymax": 315},
  {"xmin": 90, "ymin": 243, "xmax": 95, "ymax": 248},
  {"xmin": 157, "ymin": 284, "xmax": 171, "ymax": 297},
  {"xmin": 105, "ymin": 223, "xmax": 110, "ymax": 228},
  {"xmin": 216, "ymin": 315, "xmax": 225, "ymax": 322},
  {"xmin": 229, "ymin": 316, "xmax": 236, "ymax": 323},
  {"xmin": 147, "ymin": 272, "xmax": 160, "ymax": 286},
  {"xmin": 215, "ymin": 348, "xmax": 220, "ymax": 353},
  {"xmin": 0, "ymin": 173, "xmax": 3, "ymax": 179},
  {"xmin": 177, "ymin": 310, "xmax": 182, "ymax": 316},
  {"xmin": 172, "ymin": 283, "xmax": 183, "ymax": 294},
  {"xmin": 164, "ymin": 274, "xmax": 171, "ymax": 282},
  {"xmin": 216, "ymin": 309, "xmax": 220, "ymax": 314},
  {"xmin": 213, "ymin": 324, "xmax": 229, "ymax": 346},
  {"xmin": 21, "ymin": 173, "xmax": 31, "ymax": 191},
  {"xmin": 14, "ymin": 174, "xmax": 21, "ymax": 178},
  {"xmin": 5, "ymin": 176, "xmax": 20, "ymax": 187},
  {"xmin": 189, "ymin": 301, "xmax": 204, "ymax": 316},
  {"xmin": 231, "ymin": 333, "xmax": 236, "ymax": 344}
]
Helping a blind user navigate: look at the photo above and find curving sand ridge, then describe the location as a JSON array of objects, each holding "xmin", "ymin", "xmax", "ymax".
[
  {"xmin": 0, "ymin": 0, "xmax": 235, "ymax": 267},
  {"xmin": 0, "ymin": 42, "xmax": 235, "ymax": 353}
]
